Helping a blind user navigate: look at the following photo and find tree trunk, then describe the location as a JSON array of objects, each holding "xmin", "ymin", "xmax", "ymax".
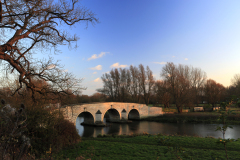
[
  {"xmin": 177, "ymin": 106, "xmax": 182, "ymax": 113},
  {"xmin": 163, "ymin": 102, "xmax": 170, "ymax": 108}
]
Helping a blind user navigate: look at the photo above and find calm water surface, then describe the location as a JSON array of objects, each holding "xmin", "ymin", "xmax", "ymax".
[{"xmin": 76, "ymin": 117, "xmax": 240, "ymax": 139}]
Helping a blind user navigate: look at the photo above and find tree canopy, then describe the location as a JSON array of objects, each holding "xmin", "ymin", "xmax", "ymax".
[
  {"xmin": 98, "ymin": 64, "xmax": 154, "ymax": 105},
  {"xmin": 161, "ymin": 62, "xmax": 207, "ymax": 113},
  {"xmin": 0, "ymin": 0, "xmax": 98, "ymax": 99}
]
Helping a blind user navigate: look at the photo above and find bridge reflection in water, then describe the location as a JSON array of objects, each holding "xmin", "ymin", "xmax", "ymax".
[{"xmin": 76, "ymin": 117, "xmax": 240, "ymax": 139}]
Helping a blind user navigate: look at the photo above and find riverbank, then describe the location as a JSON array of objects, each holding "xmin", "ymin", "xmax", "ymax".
[
  {"xmin": 53, "ymin": 134, "xmax": 240, "ymax": 160},
  {"xmin": 142, "ymin": 112, "xmax": 240, "ymax": 124}
]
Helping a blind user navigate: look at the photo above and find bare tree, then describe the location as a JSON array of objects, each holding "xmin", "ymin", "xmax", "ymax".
[
  {"xmin": 98, "ymin": 73, "xmax": 114, "ymax": 100},
  {"xmin": 231, "ymin": 74, "xmax": 240, "ymax": 87},
  {"xmin": 98, "ymin": 69, "xmax": 121, "ymax": 102},
  {"xmin": 154, "ymin": 80, "xmax": 171, "ymax": 108},
  {"xmin": 98, "ymin": 65, "xmax": 154, "ymax": 105},
  {"xmin": 161, "ymin": 62, "xmax": 196, "ymax": 113},
  {"xmin": 204, "ymin": 79, "xmax": 226, "ymax": 107},
  {"xmin": 119, "ymin": 68, "xmax": 131, "ymax": 102},
  {"xmin": 138, "ymin": 64, "xmax": 154, "ymax": 106},
  {"xmin": 190, "ymin": 67, "xmax": 207, "ymax": 105},
  {"xmin": 0, "ymin": 0, "xmax": 98, "ymax": 99},
  {"xmin": 229, "ymin": 74, "xmax": 240, "ymax": 97},
  {"xmin": 110, "ymin": 69, "xmax": 120, "ymax": 101},
  {"xmin": 129, "ymin": 65, "xmax": 140, "ymax": 103}
]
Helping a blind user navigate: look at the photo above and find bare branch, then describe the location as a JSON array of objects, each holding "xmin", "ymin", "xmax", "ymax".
[{"xmin": 0, "ymin": 0, "xmax": 98, "ymax": 100}]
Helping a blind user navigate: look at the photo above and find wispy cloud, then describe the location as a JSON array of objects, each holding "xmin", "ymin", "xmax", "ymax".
[
  {"xmin": 153, "ymin": 62, "xmax": 167, "ymax": 65},
  {"xmin": 88, "ymin": 54, "xmax": 97, "ymax": 60},
  {"xmin": 110, "ymin": 62, "xmax": 128, "ymax": 68},
  {"xmin": 172, "ymin": 56, "xmax": 175, "ymax": 58},
  {"xmin": 94, "ymin": 78, "xmax": 101, "ymax": 82},
  {"xmin": 88, "ymin": 52, "xmax": 109, "ymax": 61},
  {"xmin": 47, "ymin": 64, "xmax": 56, "ymax": 69},
  {"xmin": 93, "ymin": 72, "xmax": 97, "ymax": 74},
  {"xmin": 90, "ymin": 65, "xmax": 102, "ymax": 70},
  {"xmin": 185, "ymin": 58, "xmax": 188, "ymax": 61}
]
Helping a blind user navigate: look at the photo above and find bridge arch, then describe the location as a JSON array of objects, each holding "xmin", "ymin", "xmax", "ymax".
[
  {"xmin": 128, "ymin": 109, "xmax": 140, "ymax": 120},
  {"xmin": 61, "ymin": 102, "xmax": 163, "ymax": 125},
  {"xmin": 77, "ymin": 111, "xmax": 94, "ymax": 124},
  {"xmin": 104, "ymin": 108, "xmax": 120, "ymax": 122}
]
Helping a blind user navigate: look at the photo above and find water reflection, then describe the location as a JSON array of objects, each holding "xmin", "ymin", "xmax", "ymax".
[{"xmin": 76, "ymin": 117, "xmax": 240, "ymax": 139}]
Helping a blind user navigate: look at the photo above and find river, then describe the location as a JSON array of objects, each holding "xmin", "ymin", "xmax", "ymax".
[{"xmin": 76, "ymin": 117, "xmax": 240, "ymax": 139}]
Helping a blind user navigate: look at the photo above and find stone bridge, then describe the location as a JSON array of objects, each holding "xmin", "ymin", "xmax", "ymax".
[{"xmin": 61, "ymin": 102, "xmax": 162, "ymax": 126}]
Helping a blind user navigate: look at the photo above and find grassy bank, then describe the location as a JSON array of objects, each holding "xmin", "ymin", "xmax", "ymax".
[
  {"xmin": 53, "ymin": 134, "xmax": 240, "ymax": 160},
  {"xmin": 161, "ymin": 107, "xmax": 240, "ymax": 113},
  {"xmin": 143, "ymin": 112, "xmax": 240, "ymax": 124}
]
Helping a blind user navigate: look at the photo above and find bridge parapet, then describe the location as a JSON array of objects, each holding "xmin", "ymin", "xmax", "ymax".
[{"xmin": 60, "ymin": 102, "xmax": 162, "ymax": 125}]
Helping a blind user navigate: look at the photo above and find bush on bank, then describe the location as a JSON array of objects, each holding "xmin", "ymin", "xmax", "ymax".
[{"xmin": 0, "ymin": 101, "xmax": 81, "ymax": 159}]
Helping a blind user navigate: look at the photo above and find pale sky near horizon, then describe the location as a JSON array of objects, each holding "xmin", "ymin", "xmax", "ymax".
[{"xmin": 38, "ymin": 0, "xmax": 240, "ymax": 95}]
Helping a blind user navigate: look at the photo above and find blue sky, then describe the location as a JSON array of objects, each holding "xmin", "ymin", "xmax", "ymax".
[{"xmin": 47, "ymin": 0, "xmax": 240, "ymax": 95}]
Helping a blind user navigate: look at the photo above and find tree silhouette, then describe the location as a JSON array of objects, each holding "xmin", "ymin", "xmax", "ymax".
[
  {"xmin": 204, "ymin": 79, "xmax": 226, "ymax": 107},
  {"xmin": 161, "ymin": 62, "xmax": 206, "ymax": 113},
  {"xmin": 0, "ymin": 0, "xmax": 98, "ymax": 99}
]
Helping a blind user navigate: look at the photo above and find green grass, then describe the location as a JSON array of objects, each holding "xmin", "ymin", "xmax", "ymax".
[
  {"xmin": 162, "ymin": 108, "xmax": 190, "ymax": 113},
  {"xmin": 149, "ymin": 104, "xmax": 222, "ymax": 107},
  {"xmin": 53, "ymin": 134, "xmax": 240, "ymax": 160},
  {"xmin": 229, "ymin": 108, "xmax": 240, "ymax": 114}
]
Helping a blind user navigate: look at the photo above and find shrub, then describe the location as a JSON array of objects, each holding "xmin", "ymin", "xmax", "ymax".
[
  {"xmin": 26, "ymin": 104, "xmax": 81, "ymax": 157},
  {"xmin": 203, "ymin": 104, "xmax": 212, "ymax": 109},
  {"xmin": 0, "ymin": 100, "xmax": 30, "ymax": 160},
  {"xmin": 0, "ymin": 100, "xmax": 80, "ymax": 159},
  {"xmin": 52, "ymin": 117, "xmax": 81, "ymax": 151}
]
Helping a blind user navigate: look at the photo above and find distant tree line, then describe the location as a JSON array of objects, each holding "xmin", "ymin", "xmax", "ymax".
[
  {"xmin": 75, "ymin": 93, "xmax": 107, "ymax": 104},
  {"xmin": 96, "ymin": 62, "xmax": 232, "ymax": 113},
  {"xmin": 2, "ymin": 62, "xmax": 237, "ymax": 114},
  {"xmin": 97, "ymin": 64, "xmax": 154, "ymax": 105},
  {"xmin": 0, "ymin": 76, "xmax": 107, "ymax": 107},
  {"xmin": 227, "ymin": 74, "xmax": 240, "ymax": 106}
]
